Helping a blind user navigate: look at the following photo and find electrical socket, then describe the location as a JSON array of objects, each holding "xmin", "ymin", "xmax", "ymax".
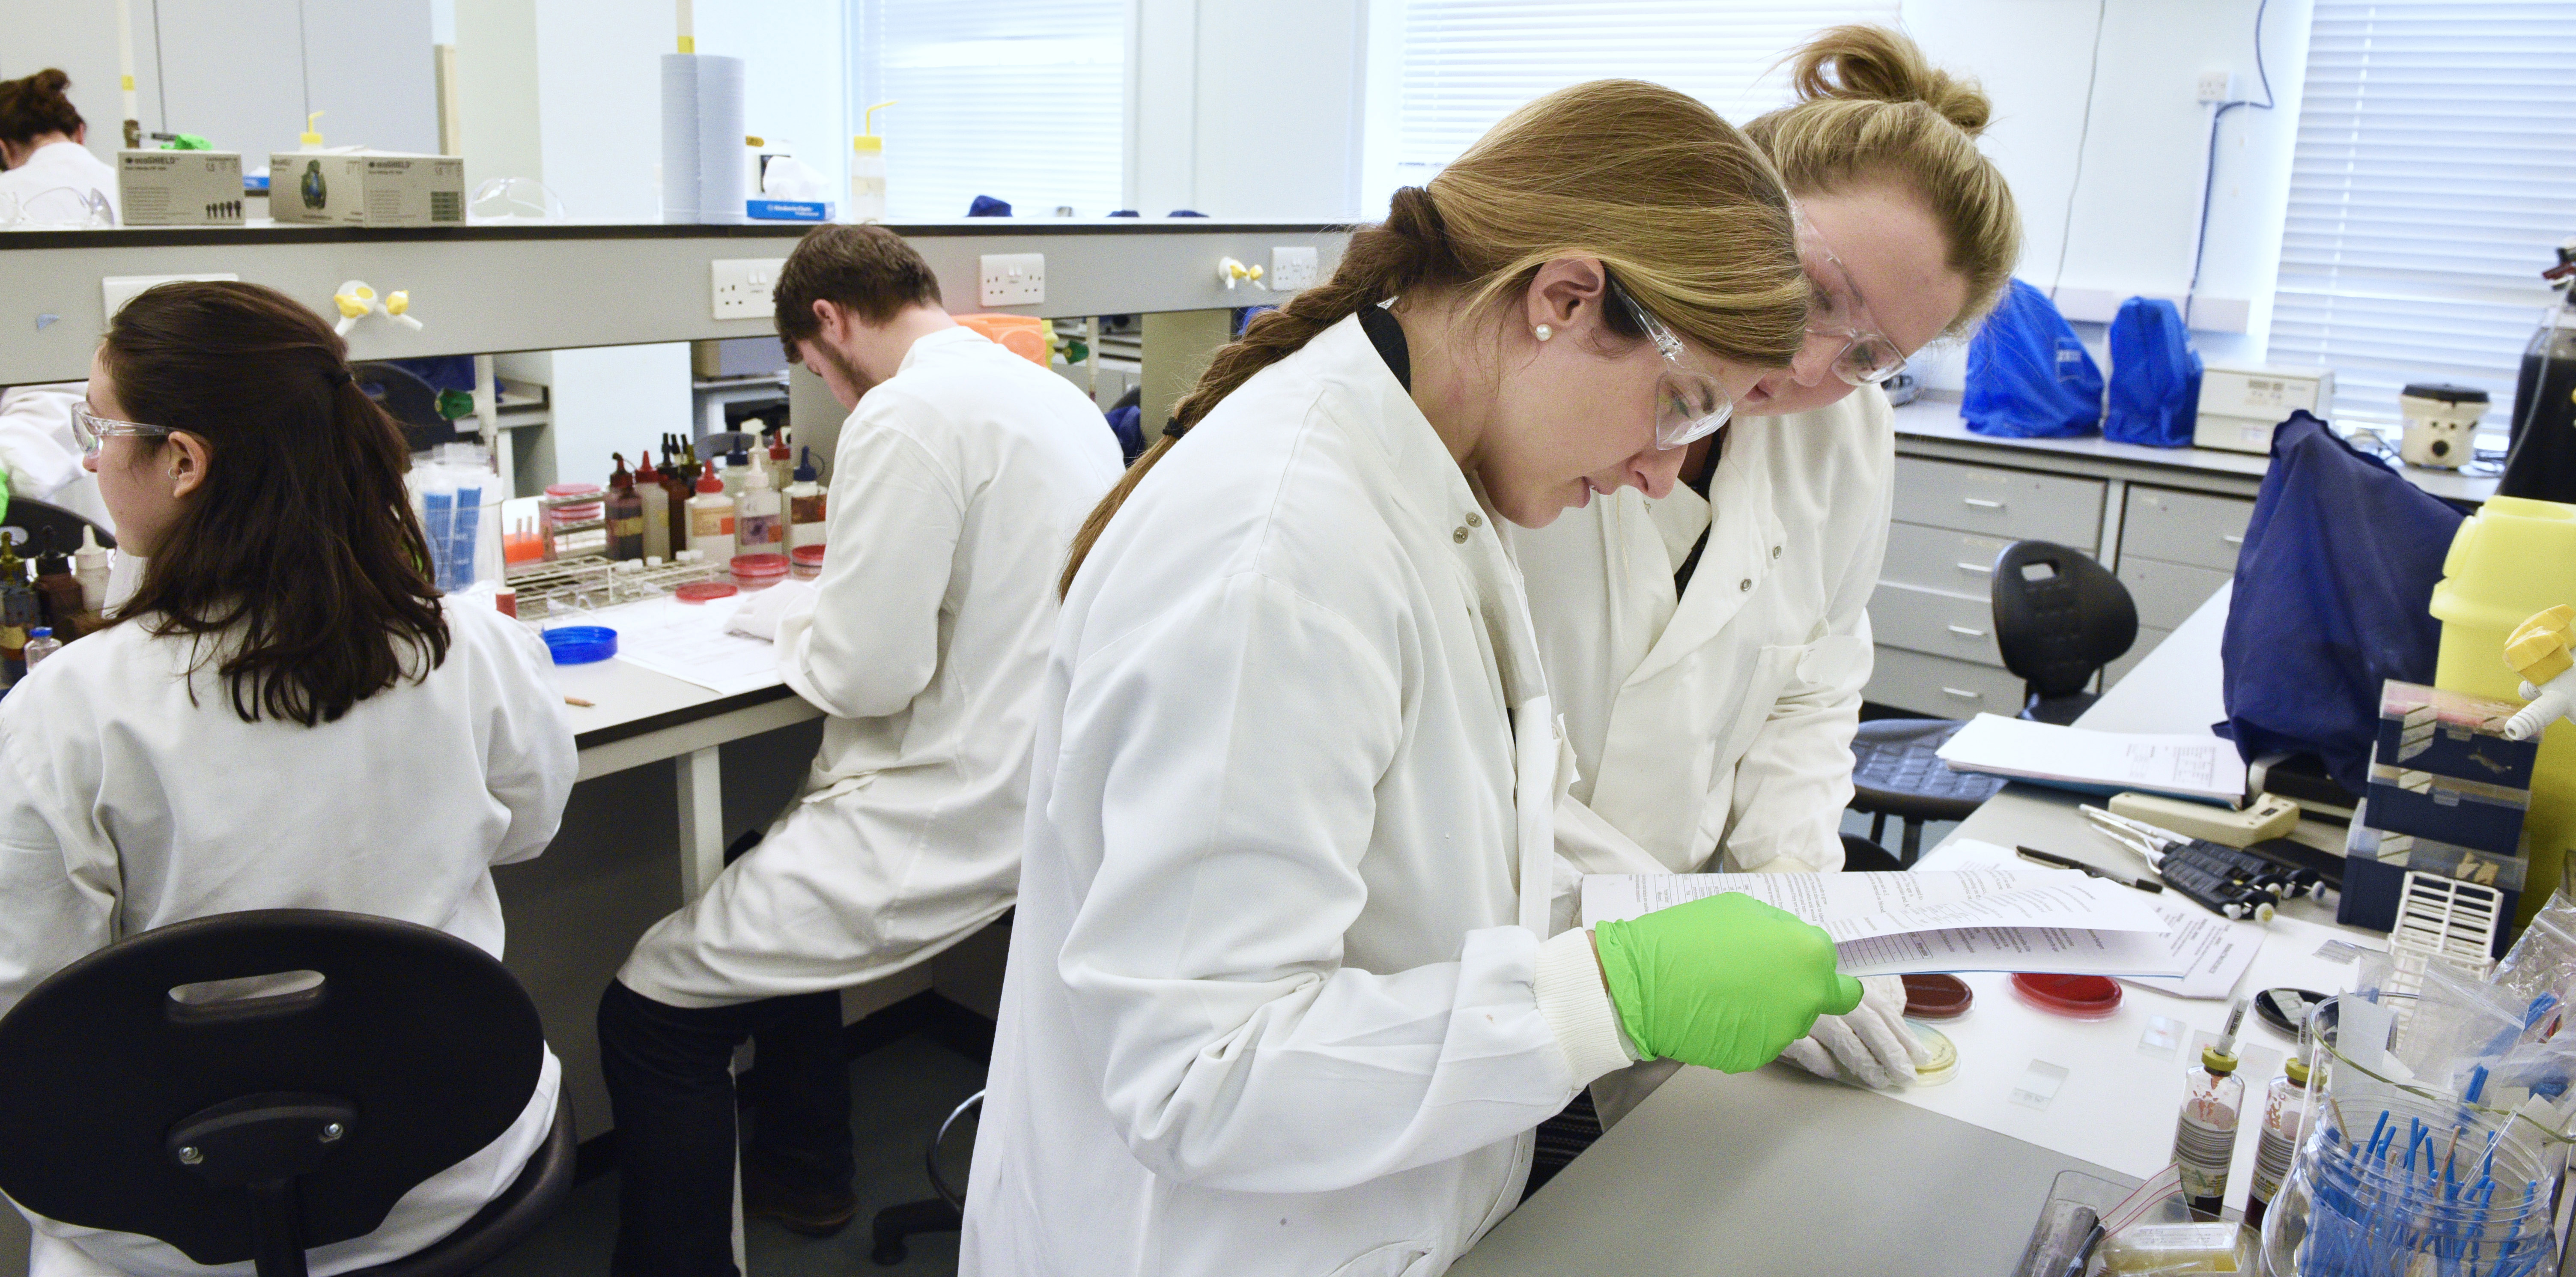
[
  {"xmin": 1269, "ymin": 246, "xmax": 1319, "ymax": 292},
  {"xmin": 979, "ymin": 253, "xmax": 1046, "ymax": 306},
  {"xmin": 711, "ymin": 259, "xmax": 787, "ymax": 321},
  {"xmin": 2196, "ymin": 70, "xmax": 2239, "ymax": 104}
]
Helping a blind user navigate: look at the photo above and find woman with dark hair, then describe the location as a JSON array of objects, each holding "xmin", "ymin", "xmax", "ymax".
[
  {"xmin": 0, "ymin": 281, "xmax": 576, "ymax": 1277},
  {"xmin": 0, "ymin": 69, "xmax": 116, "ymax": 224}
]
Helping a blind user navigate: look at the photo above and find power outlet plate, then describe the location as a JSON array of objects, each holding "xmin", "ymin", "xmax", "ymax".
[
  {"xmin": 2196, "ymin": 70, "xmax": 2238, "ymax": 104},
  {"xmin": 979, "ymin": 253, "xmax": 1046, "ymax": 306},
  {"xmin": 711, "ymin": 259, "xmax": 787, "ymax": 321},
  {"xmin": 102, "ymin": 272, "xmax": 238, "ymax": 317},
  {"xmin": 1269, "ymin": 246, "xmax": 1319, "ymax": 292}
]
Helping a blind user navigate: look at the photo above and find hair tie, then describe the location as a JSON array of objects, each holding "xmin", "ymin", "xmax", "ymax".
[{"xmin": 1162, "ymin": 416, "xmax": 1188, "ymax": 441}]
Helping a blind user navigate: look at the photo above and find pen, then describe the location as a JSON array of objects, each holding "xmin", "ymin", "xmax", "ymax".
[
  {"xmin": 564, "ymin": 696, "xmax": 595, "ymax": 708},
  {"xmin": 2017, "ymin": 845, "xmax": 2165, "ymax": 892}
]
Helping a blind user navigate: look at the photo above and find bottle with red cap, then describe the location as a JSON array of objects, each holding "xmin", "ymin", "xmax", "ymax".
[{"xmin": 687, "ymin": 461, "xmax": 736, "ymax": 567}]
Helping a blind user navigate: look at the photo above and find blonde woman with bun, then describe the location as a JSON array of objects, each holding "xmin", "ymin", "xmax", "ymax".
[
  {"xmin": 1513, "ymin": 25, "xmax": 2021, "ymax": 1143},
  {"xmin": 965, "ymin": 80, "xmax": 1872, "ymax": 1276}
]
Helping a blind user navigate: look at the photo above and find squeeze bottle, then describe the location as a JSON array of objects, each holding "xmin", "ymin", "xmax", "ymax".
[
  {"xmin": 785, "ymin": 448, "xmax": 826, "ymax": 552},
  {"xmin": 850, "ymin": 101, "xmax": 894, "ymax": 223},
  {"xmin": 766, "ymin": 427, "xmax": 794, "ymax": 492},
  {"xmin": 73, "ymin": 526, "xmax": 110, "ymax": 613},
  {"xmin": 606, "ymin": 455, "xmax": 645, "ymax": 561},
  {"xmin": 635, "ymin": 448, "xmax": 672, "ymax": 561},
  {"xmin": 737, "ymin": 462, "xmax": 782, "ymax": 554},
  {"xmin": 688, "ymin": 462, "xmax": 736, "ymax": 567}
]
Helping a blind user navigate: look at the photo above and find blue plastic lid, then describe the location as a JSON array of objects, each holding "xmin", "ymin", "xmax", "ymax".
[{"xmin": 543, "ymin": 625, "xmax": 617, "ymax": 665}]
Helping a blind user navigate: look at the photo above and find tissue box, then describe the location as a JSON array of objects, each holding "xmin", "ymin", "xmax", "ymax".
[
  {"xmin": 2340, "ymin": 813, "xmax": 2524, "ymax": 952},
  {"xmin": 117, "ymin": 151, "xmax": 244, "ymax": 225},
  {"xmin": 2365, "ymin": 758, "xmax": 2530, "ymax": 856},
  {"xmin": 2376, "ymin": 681, "xmax": 2538, "ymax": 789},
  {"xmin": 268, "ymin": 151, "xmax": 465, "ymax": 227}
]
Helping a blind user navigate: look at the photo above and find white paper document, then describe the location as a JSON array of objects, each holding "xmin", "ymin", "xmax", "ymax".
[
  {"xmin": 1933, "ymin": 713, "xmax": 2248, "ymax": 802},
  {"xmin": 1580, "ymin": 864, "xmax": 2185, "ymax": 979},
  {"xmin": 2120, "ymin": 901, "xmax": 2268, "ymax": 1000},
  {"xmin": 556, "ymin": 594, "xmax": 784, "ymax": 696}
]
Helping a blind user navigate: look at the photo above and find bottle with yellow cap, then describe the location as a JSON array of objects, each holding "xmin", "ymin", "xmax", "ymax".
[
  {"xmin": 849, "ymin": 100, "xmax": 894, "ymax": 223},
  {"xmin": 2244, "ymin": 1051, "xmax": 2313, "ymax": 1229},
  {"xmin": 2172, "ymin": 997, "xmax": 2248, "ymax": 1218}
]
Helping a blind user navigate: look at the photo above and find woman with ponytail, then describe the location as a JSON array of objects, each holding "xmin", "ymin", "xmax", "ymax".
[
  {"xmin": 1514, "ymin": 26, "xmax": 2021, "ymax": 1138},
  {"xmin": 966, "ymin": 81, "xmax": 1863, "ymax": 1275},
  {"xmin": 0, "ymin": 69, "xmax": 116, "ymax": 224},
  {"xmin": 0, "ymin": 282, "xmax": 575, "ymax": 1275}
]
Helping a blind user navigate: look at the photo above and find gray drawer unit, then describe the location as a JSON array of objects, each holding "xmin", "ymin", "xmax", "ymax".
[
  {"xmin": 2116, "ymin": 558, "xmax": 2232, "ymax": 632},
  {"xmin": 1866, "ymin": 644, "xmax": 2027, "ymax": 719},
  {"xmin": 2104, "ymin": 626, "xmax": 2172, "ymax": 689},
  {"xmin": 2122, "ymin": 487, "xmax": 2255, "ymax": 573},
  {"xmin": 1878, "ymin": 523, "xmax": 2015, "ymax": 598},
  {"xmin": 1890, "ymin": 456, "xmax": 2103, "ymax": 547},
  {"xmin": 1870, "ymin": 581, "xmax": 2004, "ymax": 668}
]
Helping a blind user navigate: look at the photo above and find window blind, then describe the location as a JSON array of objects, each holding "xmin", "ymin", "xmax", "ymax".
[
  {"xmin": 855, "ymin": 0, "xmax": 1125, "ymax": 221},
  {"xmin": 1395, "ymin": 0, "xmax": 1904, "ymax": 184},
  {"xmin": 2267, "ymin": 1, "xmax": 2576, "ymax": 428}
]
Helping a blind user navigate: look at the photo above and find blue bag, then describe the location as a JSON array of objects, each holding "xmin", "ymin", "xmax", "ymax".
[
  {"xmin": 2104, "ymin": 297, "xmax": 2203, "ymax": 448},
  {"xmin": 2218, "ymin": 411, "xmax": 2463, "ymax": 793},
  {"xmin": 1963, "ymin": 278, "xmax": 2103, "ymax": 439}
]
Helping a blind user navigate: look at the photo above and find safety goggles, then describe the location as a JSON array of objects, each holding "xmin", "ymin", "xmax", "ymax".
[
  {"xmin": 1795, "ymin": 208, "xmax": 1906, "ymax": 387},
  {"xmin": 72, "ymin": 401, "xmax": 173, "ymax": 457},
  {"xmin": 1606, "ymin": 277, "xmax": 1735, "ymax": 451}
]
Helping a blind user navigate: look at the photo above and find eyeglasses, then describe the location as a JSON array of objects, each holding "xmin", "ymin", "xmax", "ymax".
[
  {"xmin": 72, "ymin": 401, "xmax": 173, "ymax": 457},
  {"xmin": 1795, "ymin": 208, "xmax": 1907, "ymax": 387},
  {"xmin": 1605, "ymin": 277, "xmax": 1735, "ymax": 451}
]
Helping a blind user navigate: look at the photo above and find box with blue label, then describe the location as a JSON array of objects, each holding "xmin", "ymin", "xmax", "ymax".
[
  {"xmin": 2365, "ymin": 758, "xmax": 2530, "ymax": 856},
  {"xmin": 2376, "ymin": 681, "xmax": 2538, "ymax": 789},
  {"xmin": 2340, "ymin": 813, "xmax": 2524, "ymax": 954}
]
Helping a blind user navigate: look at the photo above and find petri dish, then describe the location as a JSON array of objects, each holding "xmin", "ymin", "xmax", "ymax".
[
  {"xmin": 2010, "ymin": 973, "xmax": 2123, "ymax": 1020},
  {"xmin": 1902, "ymin": 973, "xmax": 1974, "ymax": 1020},
  {"xmin": 543, "ymin": 625, "xmax": 618, "ymax": 665},
  {"xmin": 1908, "ymin": 1021, "xmax": 1958, "ymax": 1086},
  {"xmin": 674, "ymin": 582, "xmax": 739, "ymax": 604}
]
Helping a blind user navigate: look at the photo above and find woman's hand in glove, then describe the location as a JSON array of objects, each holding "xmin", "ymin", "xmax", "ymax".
[
  {"xmin": 1780, "ymin": 974, "xmax": 1930, "ymax": 1089},
  {"xmin": 1590, "ymin": 892, "xmax": 1863, "ymax": 1074}
]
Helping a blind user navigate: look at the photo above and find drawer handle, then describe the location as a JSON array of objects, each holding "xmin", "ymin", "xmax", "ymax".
[
  {"xmin": 1962, "ymin": 498, "xmax": 2007, "ymax": 510},
  {"xmin": 1941, "ymin": 687, "xmax": 1984, "ymax": 701},
  {"xmin": 1955, "ymin": 561, "xmax": 1993, "ymax": 574},
  {"xmin": 2222, "ymin": 534, "xmax": 2245, "ymax": 545},
  {"xmin": 1947, "ymin": 625, "xmax": 1988, "ymax": 639}
]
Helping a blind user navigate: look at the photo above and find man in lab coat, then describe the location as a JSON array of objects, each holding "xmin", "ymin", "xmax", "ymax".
[{"xmin": 596, "ymin": 224, "xmax": 1125, "ymax": 1277}]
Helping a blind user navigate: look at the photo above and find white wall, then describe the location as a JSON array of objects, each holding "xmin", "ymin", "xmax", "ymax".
[
  {"xmin": 1127, "ymin": 0, "xmax": 1371, "ymax": 220},
  {"xmin": 696, "ymin": 0, "xmax": 849, "ymax": 211}
]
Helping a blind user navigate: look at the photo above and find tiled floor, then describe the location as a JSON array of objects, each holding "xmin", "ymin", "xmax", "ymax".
[{"xmin": 481, "ymin": 1030, "xmax": 988, "ymax": 1277}]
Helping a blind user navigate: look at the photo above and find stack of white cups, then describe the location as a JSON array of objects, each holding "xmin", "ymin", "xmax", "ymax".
[{"xmin": 660, "ymin": 53, "xmax": 745, "ymax": 225}]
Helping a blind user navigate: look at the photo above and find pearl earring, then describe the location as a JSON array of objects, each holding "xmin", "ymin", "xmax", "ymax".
[{"xmin": 1534, "ymin": 324, "xmax": 1553, "ymax": 341}]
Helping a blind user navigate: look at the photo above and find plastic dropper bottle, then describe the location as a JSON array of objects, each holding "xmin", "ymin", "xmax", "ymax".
[
  {"xmin": 722, "ymin": 436, "xmax": 754, "ymax": 502},
  {"xmin": 766, "ymin": 426, "xmax": 794, "ymax": 493},
  {"xmin": 634, "ymin": 447, "xmax": 671, "ymax": 561},
  {"xmin": 606, "ymin": 454, "xmax": 645, "ymax": 561},
  {"xmin": 737, "ymin": 460, "xmax": 782, "ymax": 554},
  {"xmin": 21, "ymin": 627, "xmax": 59, "ymax": 671},
  {"xmin": 688, "ymin": 461, "xmax": 736, "ymax": 567},
  {"xmin": 785, "ymin": 448, "xmax": 826, "ymax": 552},
  {"xmin": 73, "ymin": 526, "xmax": 110, "ymax": 615},
  {"xmin": 661, "ymin": 436, "xmax": 694, "ymax": 552},
  {"xmin": 2244, "ymin": 1053, "xmax": 2313, "ymax": 1229},
  {"xmin": 2173, "ymin": 999, "xmax": 2248, "ymax": 1219}
]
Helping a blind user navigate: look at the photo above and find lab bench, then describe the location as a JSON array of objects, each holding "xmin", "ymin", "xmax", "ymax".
[
  {"xmin": 1864, "ymin": 398, "xmax": 2499, "ymax": 719},
  {"xmin": 1459, "ymin": 585, "xmax": 2388, "ymax": 1275}
]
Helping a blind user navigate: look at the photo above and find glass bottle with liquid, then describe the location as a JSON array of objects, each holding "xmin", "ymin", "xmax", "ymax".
[
  {"xmin": 2244, "ymin": 1054, "xmax": 2311, "ymax": 1229},
  {"xmin": 635, "ymin": 447, "xmax": 671, "ymax": 562},
  {"xmin": 2174, "ymin": 1041, "xmax": 2245, "ymax": 1218},
  {"xmin": 606, "ymin": 454, "xmax": 645, "ymax": 561}
]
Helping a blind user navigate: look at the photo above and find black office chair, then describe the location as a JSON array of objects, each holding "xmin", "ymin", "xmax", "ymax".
[
  {"xmin": 0, "ymin": 910, "xmax": 576, "ymax": 1277},
  {"xmin": 1991, "ymin": 540, "xmax": 2138, "ymax": 725},
  {"xmin": 1, "ymin": 494, "xmax": 115, "ymax": 553},
  {"xmin": 870, "ymin": 1090, "xmax": 981, "ymax": 1265},
  {"xmin": 1846, "ymin": 719, "xmax": 2007, "ymax": 865}
]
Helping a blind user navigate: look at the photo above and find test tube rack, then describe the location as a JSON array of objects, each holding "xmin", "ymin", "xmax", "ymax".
[
  {"xmin": 505, "ymin": 553, "xmax": 723, "ymax": 621},
  {"xmin": 532, "ymin": 490, "xmax": 611, "ymax": 564}
]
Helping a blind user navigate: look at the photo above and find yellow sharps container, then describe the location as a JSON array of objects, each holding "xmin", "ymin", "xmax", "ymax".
[{"xmin": 2429, "ymin": 495, "xmax": 2576, "ymax": 924}]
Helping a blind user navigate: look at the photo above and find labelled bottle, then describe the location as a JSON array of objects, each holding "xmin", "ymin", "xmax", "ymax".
[
  {"xmin": 662, "ymin": 436, "xmax": 695, "ymax": 552},
  {"xmin": 2173, "ymin": 1000, "xmax": 2248, "ymax": 1218},
  {"xmin": 688, "ymin": 462, "xmax": 736, "ymax": 567},
  {"xmin": 73, "ymin": 525, "xmax": 111, "ymax": 614},
  {"xmin": 766, "ymin": 426, "xmax": 794, "ymax": 492},
  {"xmin": 722, "ymin": 437, "xmax": 754, "ymax": 502},
  {"xmin": 21, "ymin": 626, "xmax": 59, "ymax": 670},
  {"xmin": 737, "ymin": 461, "xmax": 782, "ymax": 554},
  {"xmin": 2244, "ymin": 1054, "xmax": 2312, "ymax": 1229},
  {"xmin": 606, "ymin": 454, "xmax": 645, "ymax": 561},
  {"xmin": 785, "ymin": 447, "xmax": 826, "ymax": 552},
  {"xmin": 634, "ymin": 447, "xmax": 672, "ymax": 562}
]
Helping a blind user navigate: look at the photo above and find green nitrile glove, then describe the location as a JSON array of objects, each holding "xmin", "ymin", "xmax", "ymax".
[{"xmin": 1591, "ymin": 892, "xmax": 1864, "ymax": 1073}]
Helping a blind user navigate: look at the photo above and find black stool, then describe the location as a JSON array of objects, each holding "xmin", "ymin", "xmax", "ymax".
[
  {"xmin": 1847, "ymin": 718, "xmax": 2007, "ymax": 865},
  {"xmin": 0, "ymin": 909, "xmax": 576, "ymax": 1277},
  {"xmin": 1992, "ymin": 540, "xmax": 2138, "ymax": 725},
  {"xmin": 870, "ymin": 1090, "xmax": 981, "ymax": 1265}
]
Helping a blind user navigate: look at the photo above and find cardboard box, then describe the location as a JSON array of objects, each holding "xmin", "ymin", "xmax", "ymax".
[
  {"xmin": 2376, "ymin": 680, "xmax": 2538, "ymax": 789},
  {"xmin": 2365, "ymin": 758, "xmax": 2530, "ymax": 856},
  {"xmin": 2340, "ymin": 814, "xmax": 2524, "ymax": 953},
  {"xmin": 268, "ymin": 151, "xmax": 465, "ymax": 227},
  {"xmin": 116, "ymin": 151, "xmax": 245, "ymax": 225}
]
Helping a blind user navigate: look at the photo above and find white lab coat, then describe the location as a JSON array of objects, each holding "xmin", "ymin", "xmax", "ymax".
[
  {"xmin": 0, "ymin": 140, "xmax": 118, "ymax": 225},
  {"xmin": 1522, "ymin": 388, "xmax": 1895, "ymax": 882},
  {"xmin": 0, "ymin": 599, "xmax": 576, "ymax": 1277},
  {"xmin": 0, "ymin": 383, "xmax": 112, "ymax": 530},
  {"xmin": 618, "ymin": 326, "xmax": 1124, "ymax": 1006},
  {"xmin": 961, "ymin": 315, "xmax": 1633, "ymax": 1277}
]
